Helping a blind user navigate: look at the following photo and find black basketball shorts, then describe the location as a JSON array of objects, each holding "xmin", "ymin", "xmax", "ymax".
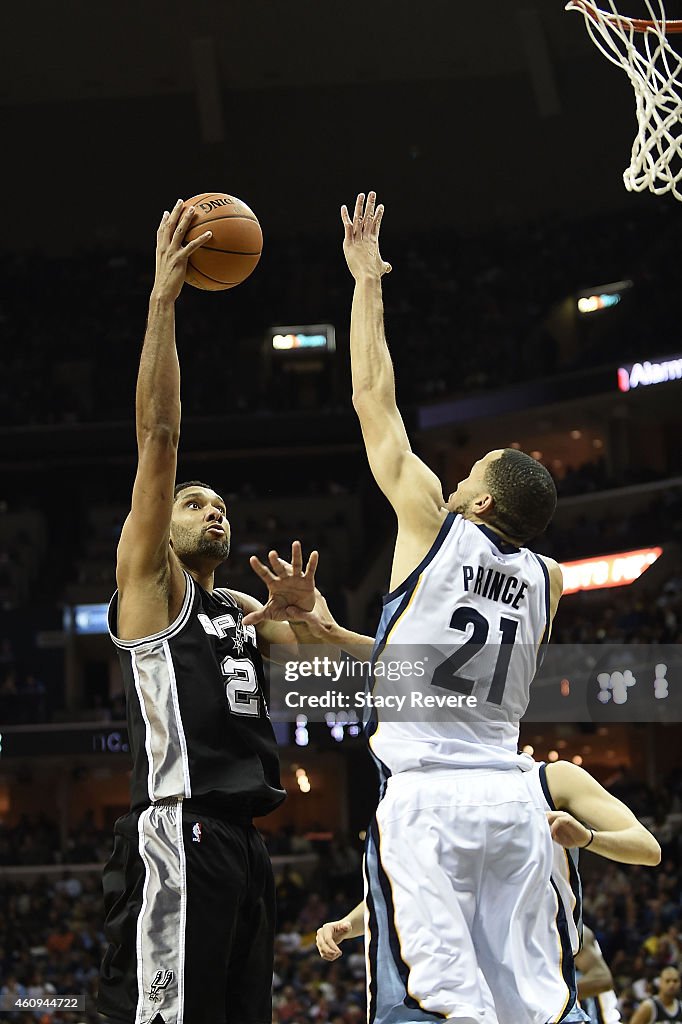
[{"xmin": 97, "ymin": 801, "xmax": 275, "ymax": 1024}]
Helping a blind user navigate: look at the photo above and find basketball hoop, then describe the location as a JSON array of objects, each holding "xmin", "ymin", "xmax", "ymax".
[{"xmin": 566, "ymin": 0, "xmax": 682, "ymax": 199}]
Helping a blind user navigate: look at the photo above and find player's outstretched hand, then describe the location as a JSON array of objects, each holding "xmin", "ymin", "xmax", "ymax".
[
  {"xmin": 242, "ymin": 541, "xmax": 319, "ymax": 626},
  {"xmin": 547, "ymin": 810, "xmax": 593, "ymax": 849},
  {"xmin": 316, "ymin": 918, "xmax": 353, "ymax": 961},
  {"xmin": 153, "ymin": 200, "xmax": 212, "ymax": 303},
  {"xmin": 341, "ymin": 191, "xmax": 392, "ymax": 282}
]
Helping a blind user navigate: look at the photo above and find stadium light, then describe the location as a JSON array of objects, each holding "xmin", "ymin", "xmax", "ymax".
[
  {"xmin": 268, "ymin": 323, "xmax": 336, "ymax": 353},
  {"xmin": 576, "ymin": 279, "xmax": 632, "ymax": 315}
]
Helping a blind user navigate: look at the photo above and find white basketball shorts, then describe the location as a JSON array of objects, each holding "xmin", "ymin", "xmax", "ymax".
[{"xmin": 364, "ymin": 767, "xmax": 585, "ymax": 1024}]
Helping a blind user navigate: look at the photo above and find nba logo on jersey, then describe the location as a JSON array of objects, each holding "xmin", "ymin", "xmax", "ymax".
[{"xmin": 192, "ymin": 822, "xmax": 202, "ymax": 843}]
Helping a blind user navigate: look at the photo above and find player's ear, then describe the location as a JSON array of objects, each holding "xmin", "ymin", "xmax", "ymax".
[{"xmin": 473, "ymin": 493, "xmax": 494, "ymax": 517}]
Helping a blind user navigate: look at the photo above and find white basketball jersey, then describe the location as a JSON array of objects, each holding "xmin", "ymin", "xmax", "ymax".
[
  {"xmin": 526, "ymin": 760, "xmax": 583, "ymax": 957},
  {"xmin": 368, "ymin": 513, "xmax": 551, "ymax": 774}
]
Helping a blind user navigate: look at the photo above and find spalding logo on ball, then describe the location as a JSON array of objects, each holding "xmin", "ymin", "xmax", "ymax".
[{"xmin": 182, "ymin": 192, "xmax": 263, "ymax": 291}]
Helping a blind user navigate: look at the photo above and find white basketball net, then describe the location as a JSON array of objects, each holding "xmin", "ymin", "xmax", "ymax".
[{"xmin": 566, "ymin": 0, "xmax": 682, "ymax": 199}]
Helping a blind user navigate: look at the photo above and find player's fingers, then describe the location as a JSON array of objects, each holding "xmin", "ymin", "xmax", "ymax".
[
  {"xmin": 183, "ymin": 230, "xmax": 212, "ymax": 257},
  {"xmin": 267, "ymin": 549, "xmax": 289, "ymax": 578},
  {"xmin": 364, "ymin": 190, "xmax": 376, "ymax": 225},
  {"xmin": 382, "ymin": 261, "xmax": 392, "ymax": 275},
  {"xmin": 303, "ymin": 550, "xmax": 319, "ymax": 579},
  {"xmin": 166, "ymin": 198, "xmax": 185, "ymax": 235},
  {"xmin": 242, "ymin": 609, "xmax": 265, "ymax": 627},
  {"xmin": 353, "ymin": 193, "xmax": 365, "ymax": 232},
  {"xmin": 291, "ymin": 540, "xmax": 303, "ymax": 575},
  {"xmin": 248, "ymin": 554, "xmax": 279, "ymax": 584},
  {"xmin": 157, "ymin": 210, "xmax": 171, "ymax": 237},
  {"xmin": 317, "ymin": 926, "xmax": 343, "ymax": 956},
  {"xmin": 341, "ymin": 205, "xmax": 353, "ymax": 240},
  {"xmin": 171, "ymin": 204, "xmax": 197, "ymax": 247}
]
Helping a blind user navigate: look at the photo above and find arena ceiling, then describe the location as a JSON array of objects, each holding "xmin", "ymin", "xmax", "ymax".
[{"xmin": 4, "ymin": 0, "xmax": 596, "ymax": 104}]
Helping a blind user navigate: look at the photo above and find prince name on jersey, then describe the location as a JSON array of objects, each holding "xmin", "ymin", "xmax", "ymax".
[
  {"xmin": 368, "ymin": 514, "xmax": 550, "ymax": 774},
  {"xmin": 108, "ymin": 571, "xmax": 285, "ymax": 818}
]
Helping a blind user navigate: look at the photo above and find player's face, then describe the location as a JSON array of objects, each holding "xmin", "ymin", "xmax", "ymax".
[
  {"xmin": 660, "ymin": 970, "xmax": 681, "ymax": 998},
  {"xmin": 446, "ymin": 450, "xmax": 503, "ymax": 516},
  {"xmin": 170, "ymin": 486, "xmax": 231, "ymax": 563}
]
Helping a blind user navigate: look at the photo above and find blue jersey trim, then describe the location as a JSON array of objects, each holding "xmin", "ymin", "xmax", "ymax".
[
  {"xmin": 475, "ymin": 522, "xmax": 520, "ymax": 554},
  {"xmin": 539, "ymin": 762, "xmax": 557, "ymax": 811},
  {"xmin": 531, "ymin": 553, "xmax": 551, "ymax": 666},
  {"xmin": 551, "ymin": 877, "xmax": 580, "ymax": 1022},
  {"xmin": 369, "ymin": 819, "xmax": 446, "ymax": 1020},
  {"xmin": 382, "ymin": 513, "xmax": 456, "ymax": 605},
  {"xmin": 374, "ymin": 585, "xmax": 418, "ymax": 664},
  {"xmin": 566, "ymin": 847, "xmax": 583, "ymax": 945},
  {"xmin": 365, "ymin": 836, "xmax": 379, "ymax": 1024}
]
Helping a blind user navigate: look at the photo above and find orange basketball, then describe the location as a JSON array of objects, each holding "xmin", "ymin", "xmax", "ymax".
[{"xmin": 182, "ymin": 192, "xmax": 263, "ymax": 291}]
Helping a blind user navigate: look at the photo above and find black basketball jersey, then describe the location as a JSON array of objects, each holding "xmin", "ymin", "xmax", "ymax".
[
  {"xmin": 108, "ymin": 571, "xmax": 285, "ymax": 819},
  {"xmin": 652, "ymin": 998, "xmax": 682, "ymax": 1023}
]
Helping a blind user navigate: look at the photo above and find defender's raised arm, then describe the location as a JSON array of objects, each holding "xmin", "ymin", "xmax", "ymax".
[{"xmin": 342, "ymin": 193, "xmax": 444, "ymax": 534}]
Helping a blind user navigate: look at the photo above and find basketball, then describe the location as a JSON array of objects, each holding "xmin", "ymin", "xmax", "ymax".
[{"xmin": 182, "ymin": 192, "xmax": 263, "ymax": 291}]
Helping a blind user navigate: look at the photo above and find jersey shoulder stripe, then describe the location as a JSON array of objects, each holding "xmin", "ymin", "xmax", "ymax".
[
  {"xmin": 108, "ymin": 571, "xmax": 195, "ymax": 649},
  {"xmin": 212, "ymin": 588, "xmax": 242, "ymax": 610},
  {"xmin": 539, "ymin": 762, "xmax": 557, "ymax": 810},
  {"xmin": 531, "ymin": 553, "xmax": 552, "ymax": 659},
  {"xmin": 382, "ymin": 512, "xmax": 456, "ymax": 605}
]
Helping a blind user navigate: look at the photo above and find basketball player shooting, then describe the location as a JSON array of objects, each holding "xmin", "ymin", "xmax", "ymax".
[
  {"xmin": 97, "ymin": 200, "xmax": 320, "ymax": 1024},
  {"xmin": 338, "ymin": 192, "xmax": 576, "ymax": 1024}
]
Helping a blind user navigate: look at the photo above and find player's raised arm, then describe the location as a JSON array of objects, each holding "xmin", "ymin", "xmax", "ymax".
[
  {"xmin": 341, "ymin": 193, "xmax": 444, "ymax": 533},
  {"xmin": 546, "ymin": 760, "xmax": 661, "ymax": 865},
  {"xmin": 116, "ymin": 204, "xmax": 212, "ymax": 619}
]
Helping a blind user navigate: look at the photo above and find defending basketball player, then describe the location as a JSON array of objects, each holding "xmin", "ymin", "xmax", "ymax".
[
  {"xmin": 97, "ymin": 200, "xmax": 321, "ymax": 1024},
  {"xmin": 315, "ymin": 757, "xmax": 659, "ymax": 1024},
  {"xmin": 336, "ymin": 191, "xmax": 573, "ymax": 1024}
]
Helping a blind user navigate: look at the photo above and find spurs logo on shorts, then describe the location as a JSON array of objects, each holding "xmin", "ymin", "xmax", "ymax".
[{"xmin": 149, "ymin": 969, "xmax": 174, "ymax": 1002}]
